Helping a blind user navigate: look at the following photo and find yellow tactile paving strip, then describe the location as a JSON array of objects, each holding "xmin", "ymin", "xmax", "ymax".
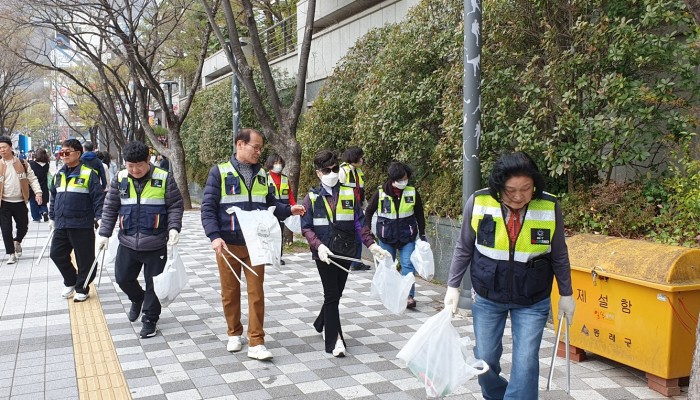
[{"xmin": 68, "ymin": 283, "xmax": 132, "ymax": 400}]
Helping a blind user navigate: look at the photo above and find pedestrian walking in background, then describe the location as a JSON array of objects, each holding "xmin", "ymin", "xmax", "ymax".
[
  {"xmin": 28, "ymin": 149, "xmax": 51, "ymax": 223},
  {"xmin": 0, "ymin": 136, "xmax": 44, "ymax": 264},
  {"xmin": 444, "ymin": 152, "xmax": 575, "ymax": 400},
  {"xmin": 200, "ymin": 128, "xmax": 305, "ymax": 360},
  {"xmin": 97, "ymin": 141, "xmax": 183, "ymax": 338},
  {"xmin": 338, "ymin": 146, "xmax": 371, "ymax": 271},
  {"xmin": 81, "ymin": 141, "xmax": 108, "ymax": 189},
  {"xmin": 265, "ymin": 153, "xmax": 296, "ymax": 265},
  {"xmin": 364, "ymin": 162, "xmax": 426, "ymax": 309},
  {"xmin": 301, "ymin": 150, "xmax": 390, "ymax": 357},
  {"xmin": 96, "ymin": 151, "xmax": 112, "ymax": 191},
  {"xmin": 158, "ymin": 155, "xmax": 169, "ymax": 171},
  {"xmin": 49, "ymin": 139, "xmax": 104, "ymax": 302}
]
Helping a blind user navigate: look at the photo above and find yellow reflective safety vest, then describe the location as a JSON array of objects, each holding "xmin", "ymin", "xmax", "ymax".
[
  {"xmin": 308, "ymin": 185, "xmax": 356, "ymax": 245},
  {"xmin": 53, "ymin": 164, "xmax": 99, "ymax": 229},
  {"xmin": 339, "ymin": 162, "xmax": 365, "ymax": 200},
  {"xmin": 217, "ymin": 161, "xmax": 269, "ymax": 233},
  {"xmin": 375, "ymin": 186, "xmax": 418, "ymax": 245},
  {"xmin": 117, "ymin": 167, "xmax": 168, "ymax": 236},
  {"xmin": 267, "ymin": 172, "xmax": 290, "ymax": 204},
  {"xmin": 470, "ymin": 188, "xmax": 558, "ymax": 305}
]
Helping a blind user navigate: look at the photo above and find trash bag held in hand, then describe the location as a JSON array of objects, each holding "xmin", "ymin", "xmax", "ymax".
[
  {"xmin": 370, "ymin": 256, "xmax": 415, "ymax": 315},
  {"xmin": 153, "ymin": 247, "xmax": 188, "ymax": 307},
  {"xmin": 397, "ymin": 309, "xmax": 489, "ymax": 398},
  {"xmin": 284, "ymin": 215, "xmax": 301, "ymax": 234},
  {"xmin": 410, "ymin": 239, "xmax": 435, "ymax": 281},
  {"xmin": 106, "ymin": 234, "xmax": 119, "ymax": 263}
]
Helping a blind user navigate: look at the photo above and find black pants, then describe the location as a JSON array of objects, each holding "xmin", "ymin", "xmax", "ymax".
[
  {"xmin": 50, "ymin": 228, "xmax": 96, "ymax": 294},
  {"xmin": 0, "ymin": 201, "xmax": 29, "ymax": 254},
  {"xmin": 115, "ymin": 245, "xmax": 167, "ymax": 323},
  {"xmin": 313, "ymin": 259, "xmax": 351, "ymax": 353}
]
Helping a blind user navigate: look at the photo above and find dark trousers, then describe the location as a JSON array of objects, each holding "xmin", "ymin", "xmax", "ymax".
[
  {"xmin": 313, "ymin": 259, "xmax": 351, "ymax": 353},
  {"xmin": 50, "ymin": 228, "xmax": 96, "ymax": 294},
  {"xmin": 0, "ymin": 201, "xmax": 29, "ymax": 254},
  {"xmin": 29, "ymin": 197, "xmax": 48, "ymax": 221},
  {"xmin": 115, "ymin": 245, "xmax": 167, "ymax": 323}
]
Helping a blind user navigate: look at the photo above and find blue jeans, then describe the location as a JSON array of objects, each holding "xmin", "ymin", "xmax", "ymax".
[
  {"xmin": 29, "ymin": 196, "xmax": 48, "ymax": 221},
  {"xmin": 377, "ymin": 240, "xmax": 416, "ymax": 297},
  {"xmin": 472, "ymin": 294, "xmax": 550, "ymax": 400}
]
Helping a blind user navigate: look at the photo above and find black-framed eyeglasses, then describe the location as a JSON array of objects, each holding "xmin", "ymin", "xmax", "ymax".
[{"xmin": 319, "ymin": 165, "xmax": 339, "ymax": 175}]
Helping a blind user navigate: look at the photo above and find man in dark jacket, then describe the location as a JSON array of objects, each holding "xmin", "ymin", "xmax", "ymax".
[
  {"xmin": 201, "ymin": 128, "xmax": 305, "ymax": 360},
  {"xmin": 81, "ymin": 141, "xmax": 108, "ymax": 189},
  {"xmin": 49, "ymin": 139, "xmax": 105, "ymax": 302},
  {"xmin": 97, "ymin": 141, "xmax": 183, "ymax": 338}
]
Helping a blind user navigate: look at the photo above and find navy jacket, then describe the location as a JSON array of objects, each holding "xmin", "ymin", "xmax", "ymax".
[
  {"xmin": 200, "ymin": 156, "xmax": 292, "ymax": 245},
  {"xmin": 81, "ymin": 151, "xmax": 108, "ymax": 188},
  {"xmin": 49, "ymin": 162, "xmax": 104, "ymax": 229}
]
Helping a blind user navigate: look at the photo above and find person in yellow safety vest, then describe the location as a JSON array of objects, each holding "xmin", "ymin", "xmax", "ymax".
[
  {"xmin": 201, "ymin": 128, "xmax": 306, "ymax": 361},
  {"xmin": 48, "ymin": 139, "xmax": 105, "ymax": 302},
  {"xmin": 364, "ymin": 162, "xmax": 427, "ymax": 309},
  {"xmin": 265, "ymin": 153, "xmax": 297, "ymax": 266},
  {"xmin": 338, "ymin": 146, "xmax": 370, "ymax": 271},
  {"xmin": 96, "ymin": 141, "xmax": 184, "ymax": 339},
  {"xmin": 444, "ymin": 152, "xmax": 575, "ymax": 400},
  {"xmin": 300, "ymin": 150, "xmax": 391, "ymax": 357}
]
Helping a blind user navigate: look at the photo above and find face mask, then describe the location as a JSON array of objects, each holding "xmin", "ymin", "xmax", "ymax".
[
  {"xmin": 392, "ymin": 180, "xmax": 408, "ymax": 190},
  {"xmin": 320, "ymin": 172, "xmax": 339, "ymax": 187},
  {"xmin": 272, "ymin": 164, "xmax": 283, "ymax": 173}
]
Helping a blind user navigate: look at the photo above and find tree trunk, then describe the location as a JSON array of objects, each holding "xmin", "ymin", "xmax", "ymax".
[{"xmin": 162, "ymin": 126, "xmax": 192, "ymax": 210}]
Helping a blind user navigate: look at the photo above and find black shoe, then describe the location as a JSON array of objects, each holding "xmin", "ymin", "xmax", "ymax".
[
  {"xmin": 280, "ymin": 259, "xmax": 286, "ymax": 265},
  {"xmin": 42, "ymin": 212, "xmax": 49, "ymax": 222},
  {"xmin": 128, "ymin": 300, "xmax": 143, "ymax": 322},
  {"xmin": 407, "ymin": 297, "xmax": 417, "ymax": 309},
  {"xmin": 140, "ymin": 319, "xmax": 157, "ymax": 338},
  {"xmin": 350, "ymin": 263, "xmax": 371, "ymax": 271}
]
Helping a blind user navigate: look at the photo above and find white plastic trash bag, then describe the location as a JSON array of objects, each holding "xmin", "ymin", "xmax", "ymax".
[
  {"xmin": 397, "ymin": 309, "xmax": 489, "ymax": 398},
  {"xmin": 228, "ymin": 206, "xmax": 282, "ymax": 268},
  {"xmin": 106, "ymin": 234, "xmax": 119, "ymax": 263},
  {"xmin": 370, "ymin": 256, "xmax": 415, "ymax": 315},
  {"xmin": 153, "ymin": 247, "xmax": 188, "ymax": 307},
  {"xmin": 410, "ymin": 239, "xmax": 435, "ymax": 281},
  {"xmin": 284, "ymin": 215, "xmax": 301, "ymax": 234}
]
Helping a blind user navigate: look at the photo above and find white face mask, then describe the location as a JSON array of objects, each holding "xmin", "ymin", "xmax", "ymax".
[
  {"xmin": 272, "ymin": 164, "xmax": 283, "ymax": 173},
  {"xmin": 320, "ymin": 172, "xmax": 339, "ymax": 187},
  {"xmin": 392, "ymin": 180, "xmax": 408, "ymax": 190}
]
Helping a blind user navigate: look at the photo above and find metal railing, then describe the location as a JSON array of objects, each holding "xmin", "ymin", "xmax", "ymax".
[{"xmin": 258, "ymin": 14, "xmax": 297, "ymax": 60}]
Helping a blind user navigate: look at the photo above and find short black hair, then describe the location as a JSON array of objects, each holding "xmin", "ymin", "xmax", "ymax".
[
  {"xmin": 341, "ymin": 146, "xmax": 363, "ymax": 164},
  {"xmin": 63, "ymin": 139, "xmax": 83, "ymax": 153},
  {"xmin": 314, "ymin": 150, "xmax": 337, "ymax": 170},
  {"xmin": 235, "ymin": 128, "xmax": 264, "ymax": 145},
  {"xmin": 122, "ymin": 141, "xmax": 150, "ymax": 163},
  {"xmin": 265, "ymin": 153, "xmax": 285, "ymax": 170},
  {"xmin": 83, "ymin": 141, "xmax": 94, "ymax": 151},
  {"xmin": 488, "ymin": 152, "xmax": 545, "ymax": 201},
  {"xmin": 387, "ymin": 162, "xmax": 412, "ymax": 182},
  {"xmin": 0, "ymin": 136, "xmax": 11, "ymax": 147}
]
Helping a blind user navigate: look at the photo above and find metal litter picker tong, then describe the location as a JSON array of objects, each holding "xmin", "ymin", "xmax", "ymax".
[
  {"xmin": 36, "ymin": 228, "xmax": 55, "ymax": 264},
  {"xmin": 219, "ymin": 246, "xmax": 260, "ymax": 284},
  {"xmin": 329, "ymin": 254, "xmax": 364, "ymax": 273},
  {"xmin": 547, "ymin": 315, "xmax": 571, "ymax": 394},
  {"xmin": 83, "ymin": 246, "xmax": 107, "ymax": 290}
]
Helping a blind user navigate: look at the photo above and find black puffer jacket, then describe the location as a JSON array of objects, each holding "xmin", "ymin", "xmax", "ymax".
[{"xmin": 98, "ymin": 166, "xmax": 184, "ymax": 251}]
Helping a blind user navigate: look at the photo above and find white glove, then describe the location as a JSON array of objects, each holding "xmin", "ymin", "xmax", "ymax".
[
  {"xmin": 558, "ymin": 295, "xmax": 576, "ymax": 326},
  {"xmin": 48, "ymin": 219, "xmax": 55, "ymax": 230},
  {"xmin": 444, "ymin": 286, "xmax": 460, "ymax": 314},
  {"xmin": 168, "ymin": 229, "xmax": 180, "ymax": 246},
  {"xmin": 317, "ymin": 244, "xmax": 333, "ymax": 264},
  {"xmin": 96, "ymin": 236, "xmax": 109, "ymax": 250},
  {"xmin": 368, "ymin": 243, "xmax": 391, "ymax": 260}
]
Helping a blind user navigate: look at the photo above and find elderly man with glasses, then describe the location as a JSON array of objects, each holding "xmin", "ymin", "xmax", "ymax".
[
  {"xmin": 49, "ymin": 139, "xmax": 105, "ymax": 302},
  {"xmin": 201, "ymin": 127, "xmax": 306, "ymax": 360}
]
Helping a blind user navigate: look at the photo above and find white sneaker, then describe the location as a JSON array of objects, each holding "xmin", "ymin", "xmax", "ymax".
[
  {"xmin": 61, "ymin": 286, "xmax": 75, "ymax": 298},
  {"xmin": 332, "ymin": 339, "xmax": 346, "ymax": 357},
  {"xmin": 13, "ymin": 241, "xmax": 21, "ymax": 257},
  {"xmin": 247, "ymin": 345, "xmax": 273, "ymax": 360},
  {"xmin": 227, "ymin": 336, "xmax": 242, "ymax": 352},
  {"xmin": 6, "ymin": 254, "xmax": 17, "ymax": 264},
  {"xmin": 74, "ymin": 293, "xmax": 89, "ymax": 302}
]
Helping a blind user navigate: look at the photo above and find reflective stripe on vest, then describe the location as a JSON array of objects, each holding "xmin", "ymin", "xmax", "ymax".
[
  {"xmin": 339, "ymin": 163, "xmax": 364, "ymax": 189},
  {"xmin": 218, "ymin": 162, "xmax": 268, "ymax": 205},
  {"xmin": 118, "ymin": 168, "xmax": 168, "ymax": 206},
  {"xmin": 376, "ymin": 187, "xmax": 416, "ymax": 220},
  {"xmin": 57, "ymin": 165, "xmax": 93, "ymax": 194},
  {"xmin": 470, "ymin": 192, "xmax": 557, "ymax": 263},
  {"xmin": 268, "ymin": 173, "xmax": 290, "ymax": 200},
  {"xmin": 309, "ymin": 187, "xmax": 355, "ymax": 224}
]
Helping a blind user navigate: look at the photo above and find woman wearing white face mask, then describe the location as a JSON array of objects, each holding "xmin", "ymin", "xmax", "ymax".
[
  {"xmin": 265, "ymin": 154, "xmax": 296, "ymax": 265},
  {"xmin": 364, "ymin": 162, "xmax": 426, "ymax": 309},
  {"xmin": 300, "ymin": 150, "xmax": 390, "ymax": 357}
]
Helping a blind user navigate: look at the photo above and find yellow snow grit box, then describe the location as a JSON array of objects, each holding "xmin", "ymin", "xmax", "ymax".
[{"xmin": 551, "ymin": 234, "xmax": 700, "ymax": 380}]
